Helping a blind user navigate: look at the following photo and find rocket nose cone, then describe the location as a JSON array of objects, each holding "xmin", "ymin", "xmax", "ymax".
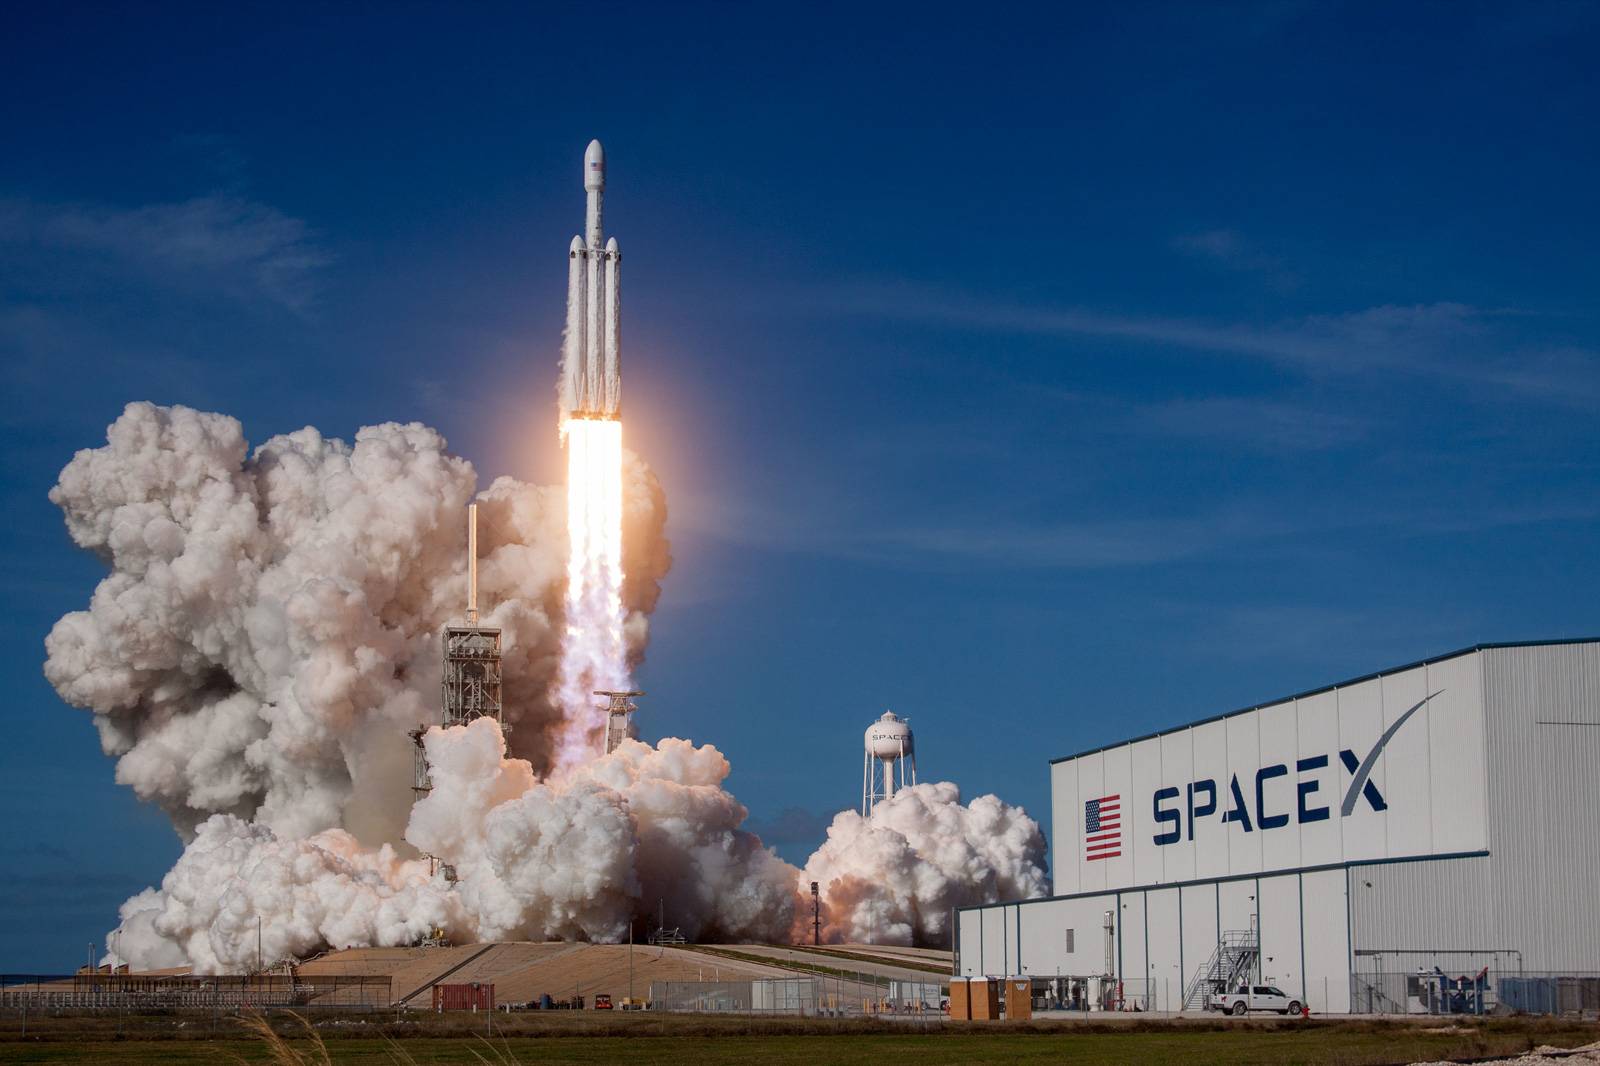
[{"xmin": 584, "ymin": 140, "xmax": 605, "ymax": 190}]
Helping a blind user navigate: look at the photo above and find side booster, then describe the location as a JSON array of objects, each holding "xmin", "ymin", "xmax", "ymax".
[{"xmin": 560, "ymin": 139, "xmax": 621, "ymax": 421}]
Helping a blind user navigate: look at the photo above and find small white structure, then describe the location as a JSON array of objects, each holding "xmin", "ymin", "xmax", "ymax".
[{"xmin": 862, "ymin": 710, "xmax": 917, "ymax": 815}]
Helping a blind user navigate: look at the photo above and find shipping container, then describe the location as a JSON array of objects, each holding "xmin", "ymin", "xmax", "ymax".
[{"xmin": 432, "ymin": 982, "xmax": 495, "ymax": 1011}]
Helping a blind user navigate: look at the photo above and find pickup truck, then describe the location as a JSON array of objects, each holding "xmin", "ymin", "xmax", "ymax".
[{"xmin": 1209, "ymin": 985, "xmax": 1303, "ymax": 1015}]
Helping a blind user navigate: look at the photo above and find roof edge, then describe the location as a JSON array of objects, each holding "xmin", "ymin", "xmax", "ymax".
[{"xmin": 1048, "ymin": 638, "xmax": 1600, "ymax": 766}]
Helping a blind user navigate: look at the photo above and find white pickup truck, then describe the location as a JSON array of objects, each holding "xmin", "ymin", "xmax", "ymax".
[{"xmin": 1208, "ymin": 984, "xmax": 1303, "ymax": 1016}]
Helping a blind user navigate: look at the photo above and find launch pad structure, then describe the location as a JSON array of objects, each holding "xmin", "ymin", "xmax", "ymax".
[
  {"xmin": 410, "ymin": 503, "xmax": 507, "ymax": 798},
  {"xmin": 598, "ymin": 690, "xmax": 645, "ymax": 754}
]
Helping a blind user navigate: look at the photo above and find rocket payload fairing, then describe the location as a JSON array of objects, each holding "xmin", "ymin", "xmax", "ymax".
[{"xmin": 561, "ymin": 139, "xmax": 622, "ymax": 421}]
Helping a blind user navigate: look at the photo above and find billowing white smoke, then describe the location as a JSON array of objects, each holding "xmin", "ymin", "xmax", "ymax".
[
  {"xmin": 48, "ymin": 402, "xmax": 1043, "ymax": 970},
  {"xmin": 44, "ymin": 401, "xmax": 667, "ymax": 845},
  {"xmin": 112, "ymin": 818, "xmax": 458, "ymax": 972},
  {"xmin": 803, "ymin": 783, "xmax": 1049, "ymax": 946},
  {"xmin": 113, "ymin": 718, "xmax": 796, "ymax": 971},
  {"xmin": 408, "ymin": 719, "xmax": 799, "ymax": 945}
]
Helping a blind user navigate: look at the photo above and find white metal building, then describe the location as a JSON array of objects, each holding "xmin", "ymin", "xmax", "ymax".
[{"xmin": 954, "ymin": 640, "xmax": 1600, "ymax": 1013}]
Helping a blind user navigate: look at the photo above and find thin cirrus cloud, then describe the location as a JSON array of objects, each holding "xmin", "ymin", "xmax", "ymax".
[
  {"xmin": 671, "ymin": 481, "xmax": 1596, "ymax": 573},
  {"xmin": 1173, "ymin": 228, "xmax": 1300, "ymax": 289},
  {"xmin": 0, "ymin": 194, "xmax": 329, "ymax": 312},
  {"xmin": 804, "ymin": 283, "xmax": 1599, "ymax": 408}
]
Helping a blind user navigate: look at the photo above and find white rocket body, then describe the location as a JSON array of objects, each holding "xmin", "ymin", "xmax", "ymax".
[{"xmin": 561, "ymin": 139, "xmax": 621, "ymax": 421}]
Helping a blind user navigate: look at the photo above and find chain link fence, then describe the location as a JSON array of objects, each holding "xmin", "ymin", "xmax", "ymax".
[
  {"xmin": 1352, "ymin": 971, "xmax": 1600, "ymax": 1018},
  {"xmin": 0, "ymin": 973, "xmax": 394, "ymax": 1012},
  {"xmin": 649, "ymin": 977, "xmax": 946, "ymax": 1017}
]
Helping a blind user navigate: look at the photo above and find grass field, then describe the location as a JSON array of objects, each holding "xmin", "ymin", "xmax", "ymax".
[{"xmin": 2, "ymin": 1013, "xmax": 1598, "ymax": 1065}]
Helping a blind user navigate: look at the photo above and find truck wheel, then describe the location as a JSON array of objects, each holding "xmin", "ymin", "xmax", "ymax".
[
  {"xmin": 1287, "ymin": 1001, "xmax": 1301, "ymax": 1016},
  {"xmin": 1231, "ymin": 1001, "xmax": 1247, "ymax": 1016}
]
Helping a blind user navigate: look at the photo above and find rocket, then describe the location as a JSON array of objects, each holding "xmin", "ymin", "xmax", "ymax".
[{"xmin": 560, "ymin": 139, "xmax": 621, "ymax": 421}]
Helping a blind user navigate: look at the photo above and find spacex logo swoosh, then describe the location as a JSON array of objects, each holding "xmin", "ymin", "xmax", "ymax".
[{"xmin": 1339, "ymin": 690, "xmax": 1443, "ymax": 817}]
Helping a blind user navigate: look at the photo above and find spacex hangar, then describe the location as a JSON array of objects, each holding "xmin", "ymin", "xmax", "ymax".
[{"xmin": 954, "ymin": 639, "xmax": 1600, "ymax": 1013}]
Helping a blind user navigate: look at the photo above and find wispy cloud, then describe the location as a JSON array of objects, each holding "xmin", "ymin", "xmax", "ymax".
[
  {"xmin": 805, "ymin": 284, "xmax": 1600, "ymax": 408},
  {"xmin": 0, "ymin": 194, "xmax": 329, "ymax": 311},
  {"xmin": 1173, "ymin": 228, "xmax": 1300, "ymax": 289},
  {"xmin": 674, "ymin": 486, "xmax": 1595, "ymax": 572},
  {"xmin": 1047, "ymin": 390, "xmax": 1369, "ymax": 451}
]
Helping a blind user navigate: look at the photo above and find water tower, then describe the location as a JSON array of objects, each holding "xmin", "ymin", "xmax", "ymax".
[{"xmin": 862, "ymin": 710, "xmax": 917, "ymax": 815}]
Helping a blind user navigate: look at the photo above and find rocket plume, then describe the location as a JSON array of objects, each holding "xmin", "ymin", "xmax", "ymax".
[{"xmin": 554, "ymin": 417, "xmax": 630, "ymax": 768}]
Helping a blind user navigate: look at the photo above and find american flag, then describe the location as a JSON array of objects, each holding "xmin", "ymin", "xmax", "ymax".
[{"xmin": 1085, "ymin": 794, "xmax": 1121, "ymax": 861}]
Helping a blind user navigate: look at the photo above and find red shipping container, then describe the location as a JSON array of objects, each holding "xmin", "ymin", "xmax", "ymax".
[{"xmin": 432, "ymin": 983, "xmax": 495, "ymax": 1011}]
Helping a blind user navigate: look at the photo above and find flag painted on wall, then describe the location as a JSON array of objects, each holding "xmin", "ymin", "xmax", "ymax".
[{"xmin": 1085, "ymin": 794, "xmax": 1121, "ymax": 861}]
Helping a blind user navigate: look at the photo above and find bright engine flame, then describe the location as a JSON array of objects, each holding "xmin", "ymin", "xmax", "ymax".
[{"xmin": 554, "ymin": 417, "xmax": 630, "ymax": 769}]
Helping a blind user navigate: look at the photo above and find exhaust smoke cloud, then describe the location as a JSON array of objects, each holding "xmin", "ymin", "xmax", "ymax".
[{"xmin": 47, "ymin": 402, "xmax": 1044, "ymax": 972}]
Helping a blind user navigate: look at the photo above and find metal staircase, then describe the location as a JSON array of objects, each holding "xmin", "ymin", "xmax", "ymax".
[{"xmin": 1183, "ymin": 929, "xmax": 1259, "ymax": 1010}]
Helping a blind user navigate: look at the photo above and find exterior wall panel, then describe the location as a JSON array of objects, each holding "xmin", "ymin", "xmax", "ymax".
[
  {"xmin": 1178, "ymin": 884, "xmax": 1217, "ymax": 1005},
  {"xmin": 1076, "ymin": 753, "xmax": 1108, "ymax": 895},
  {"xmin": 1380, "ymin": 666, "xmax": 1433, "ymax": 859},
  {"xmin": 1295, "ymin": 690, "xmax": 1343, "ymax": 867},
  {"xmin": 1349, "ymin": 855, "xmax": 1494, "ymax": 960},
  {"xmin": 1130, "ymin": 738, "xmax": 1163, "ymax": 886},
  {"xmin": 1259, "ymin": 698, "xmax": 1302, "ymax": 873},
  {"xmin": 1191, "ymin": 719, "xmax": 1231, "ymax": 882},
  {"xmin": 1225, "ymin": 711, "xmax": 1264, "ymax": 875},
  {"xmin": 1485, "ymin": 643, "xmax": 1600, "ymax": 971},
  {"xmin": 981, "ymin": 906, "xmax": 1008, "ymax": 975},
  {"xmin": 1118, "ymin": 891, "xmax": 1145, "ymax": 986},
  {"xmin": 1102, "ymin": 745, "xmax": 1135, "ymax": 890},
  {"xmin": 1160, "ymin": 730, "xmax": 1197, "ymax": 884},
  {"xmin": 1300, "ymin": 868, "xmax": 1351, "ymax": 1012},
  {"xmin": 1423, "ymin": 653, "xmax": 1487, "ymax": 856},
  {"xmin": 1336, "ymin": 678, "xmax": 1388, "ymax": 861},
  {"xmin": 1146, "ymin": 888, "xmax": 1181, "ymax": 1008},
  {"xmin": 1258, "ymin": 872, "xmax": 1304, "ymax": 1000},
  {"xmin": 1050, "ymin": 759, "xmax": 1079, "ymax": 895}
]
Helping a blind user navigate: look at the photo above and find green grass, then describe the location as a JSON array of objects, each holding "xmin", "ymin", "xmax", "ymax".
[{"xmin": 1, "ymin": 1016, "xmax": 1597, "ymax": 1066}]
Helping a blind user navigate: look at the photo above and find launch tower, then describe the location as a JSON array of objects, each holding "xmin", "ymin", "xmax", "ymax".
[
  {"xmin": 598, "ymin": 690, "xmax": 644, "ymax": 754},
  {"xmin": 411, "ymin": 503, "xmax": 505, "ymax": 797}
]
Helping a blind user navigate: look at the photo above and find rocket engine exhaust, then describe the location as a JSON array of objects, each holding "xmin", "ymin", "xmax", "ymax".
[{"xmin": 554, "ymin": 417, "xmax": 629, "ymax": 767}]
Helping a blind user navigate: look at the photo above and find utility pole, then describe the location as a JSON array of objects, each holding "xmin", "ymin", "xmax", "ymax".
[
  {"xmin": 258, "ymin": 916, "xmax": 263, "ymax": 974},
  {"xmin": 628, "ymin": 921, "xmax": 634, "ymax": 1005}
]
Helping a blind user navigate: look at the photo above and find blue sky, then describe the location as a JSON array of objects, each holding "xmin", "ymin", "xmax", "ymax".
[{"xmin": 3, "ymin": 3, "xmax": 1597, "ymax": 970}]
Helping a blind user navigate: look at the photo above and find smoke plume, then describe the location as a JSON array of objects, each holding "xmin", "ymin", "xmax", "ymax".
[
  {"xmin": 48, "ymin": 403, "xmax": 1042, "ymax": 970},
  {"xmin": 803, "ymin": 783, "xmax": 1049, "ymax": 945}
]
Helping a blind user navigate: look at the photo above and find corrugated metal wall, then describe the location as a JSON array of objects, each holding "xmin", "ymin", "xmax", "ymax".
[
  {"xmin": 1484, "ymin": 644, "xmax": 1600, "ymax": 971},
  {"xmin": 1350, "ymin": 854, "xmax": 1495, "ymax": 959}
]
